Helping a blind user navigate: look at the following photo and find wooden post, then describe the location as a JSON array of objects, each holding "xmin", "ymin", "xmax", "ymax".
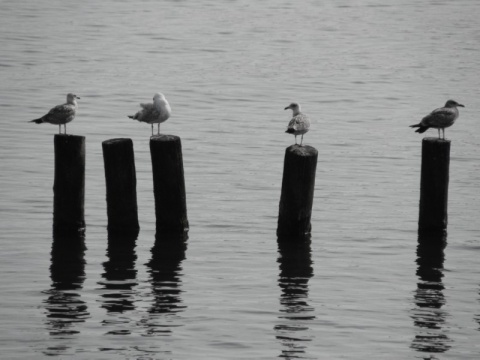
[
  {"xmin": 277, "ymin": 145, "xmax": 318, "ymax": 239},
  {"xmin": 53, "ymin": 134, "xmax": 85, "ymax": 234},
  {"xmin": 102, "ymin": 138, "xmax": 139, "ymax": 233},
  {"xmin": 150, "ymin": 135, "xmax": 189, "ymax": 234},
  {"xmin": 418, "ymin": 138, "xmax": 450, "ymax": 233}
]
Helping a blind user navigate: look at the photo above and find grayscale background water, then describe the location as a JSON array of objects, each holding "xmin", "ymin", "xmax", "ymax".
[{"xmin": 1, "ymin": 0, "xmax": 479, "ymax": 359}]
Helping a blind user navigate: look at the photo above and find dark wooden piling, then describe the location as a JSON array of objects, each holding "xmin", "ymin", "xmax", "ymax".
[
  {"xmin": 418, "ymin": 137, "xmax": 450, "ymax": 233},
  {"xmin": 53, "ymin": 134, "xmax": 85, "ymax": 233},
  {"xmin": 277, "ymin": 145, "xmax": 318, "ymax": 239},
  {"xmin": 150, "ymin": 135, "xmax": 189, "ymax": 234},
  {"xmin": 102, "ymin": 138, "xmax": 139, "ymax": 233}
]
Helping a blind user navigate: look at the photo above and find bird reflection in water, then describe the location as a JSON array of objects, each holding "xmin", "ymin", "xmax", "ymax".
[
  {"xmin": 411, "ymin": 231, "xmax": 452, "ymax": 354},
  {"xmin": 141, "ymin": 232, "xmax": 188, "ymax": 336},
  {"xmin": 275, "ymin": 235, "xmax": 315, "ymax": 359},
  {"xmin": 42, "ymin": 231, "xmax": 89, "ymax": 342}
]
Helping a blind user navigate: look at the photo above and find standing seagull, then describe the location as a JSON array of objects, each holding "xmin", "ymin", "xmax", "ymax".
[
  {"xmin": 29, "ymin": 93, "xmax": 80, "ymax": 134},
  {"xmin": 128, "ymin": 92, "xmax": 171, "ymax": 136},
  {"xmin": 410, "ymin": 99, "xmax": 464, "ymax": 140},
  {"xmin": 285, "ymin": 102, "xmax": 310, "ymax": 146}
]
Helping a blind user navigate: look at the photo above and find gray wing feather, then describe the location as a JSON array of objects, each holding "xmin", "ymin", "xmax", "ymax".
[
  {"xmin": 288, "ymin": 113, "xmax": 310, "ymax": 131},
  {"xmin": 131, "ymin": 103, "xmax": 161, "ymax": 123},
  {"xmin": 44, "ymin": 104, "xmax": 76, "ymax": 124},
  {"xmin": 422, "ymin": 108, "xmax": 457, "ymax": 127}
]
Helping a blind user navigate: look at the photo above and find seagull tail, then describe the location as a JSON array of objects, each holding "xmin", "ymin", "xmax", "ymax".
[
  {"xmin": 410, "ymin": 123, "xmax": 428, "ymax": 133},
  {"xmin": 415, "ymin": 126, "xmax": 429, "ymax": 134},
  {"xmin": 30, "ymin": 117, "xmax": 44, "ymax": 124},
  {"xmin": 285, "ymin": 128, "xmax": 295, "ymax": 134},
  {"xmin": 128, "ymin": 115, "xmax": 135, "ymax": 119}
]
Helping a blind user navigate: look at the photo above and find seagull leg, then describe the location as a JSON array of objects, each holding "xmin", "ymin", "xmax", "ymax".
[
  {"xmin": 64, "ymin": 124, "xmax": 67, "ymax": 134},
  {"xmin": 157, "ymin": 123, "xmax": 160, "ymax": 135},
  {"xmin": 442, "ymin": 128, "xmax": 445, "ymax": 140},
  {"xmin": 58, "ymin": 124, "xmax": 61, "ymax": 134},
  {"xmin": 294, "ymin": 135, "xmax": 297, "ymax": 145},
  {"xmin": 300, "ymin": 134, "xmax": 304, "ymax": 146},
  {"xmin": 437, "ymin": 128, "xmax": 441, "ymax": 139},
  {"xmin": 151, "ymin": 124, "xmax": 154, "ymax": 136}
]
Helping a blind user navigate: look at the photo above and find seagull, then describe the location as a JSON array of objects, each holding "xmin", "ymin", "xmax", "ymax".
[
  {"xmin": 285, "ymin": 102, "xmax": 310, "ymax": 146},
  {"xmin": 29, "ymin": 93, "xmax": 80, "ymax": 134},
  {"xmin": 128, "ymin": 92, "xmax": 171, "ymax": 136},
  {"xmin": 410, "ymin": 99, "xmax": 464, "ymax": 140}
]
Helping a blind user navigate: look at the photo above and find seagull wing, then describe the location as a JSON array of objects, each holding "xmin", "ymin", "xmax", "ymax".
[
  {"xmin": 131, "ymin": 103, "xmax": 160, "ymax": 122},
  {"xmin": 139, "ymin": 102, "xmax": 154, "ymax": 110},
  {"xmin": 422, "ymin": 107, "xmax": 457, "ymax": 127},
  {"xmin": 288, "ymin": 113, "xmax": 310, "ymax": 131},
  {"xmin": 44, "ymin": 103, "xmax": 76, "ymax": 124}
]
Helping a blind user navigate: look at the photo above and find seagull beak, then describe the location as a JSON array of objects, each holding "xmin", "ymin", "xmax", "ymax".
[
  {"xmin": 76, "ymin": 96, "xmax": 81, "ymax": 99},
  {"xmin": 458, "ymin": 103, "xmax": 465, "ymax": 107},
  {"xmin": 284, "ymin": 106, "xmax": 290, "ymax": 110}
]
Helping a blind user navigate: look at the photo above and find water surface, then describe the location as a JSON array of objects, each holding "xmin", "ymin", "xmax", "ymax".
[{"xmin": 1, "ymin": 0, "xmax": 480, "ymax": 359}]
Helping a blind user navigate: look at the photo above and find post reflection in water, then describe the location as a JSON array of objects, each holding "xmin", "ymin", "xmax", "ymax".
[
  {"xmin": 98, "ymin": 229, "xmax": 138, "ymax": 318},
  {"xmin": 275, "ymin": 235, "xmax": 315, "ymax": 359},
  {"xmin": 42, "ymin": 231, "xmax": 89, "ymax": 341},
  {"xmin": 411, "ymin": 231, "xmax": 452, "ymax": 354},
  {"xmin": 141, "ymin": 232, "xmax": 188, "ymax": 337},
  {"xmin": 477, "ymin": 287, "xmax": 480, "ymax": 331}
]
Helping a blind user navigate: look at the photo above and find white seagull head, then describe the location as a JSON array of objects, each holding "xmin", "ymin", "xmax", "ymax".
[{"xmin": 153, "ymin": 92, "xmax": 166, "ymax": 101}]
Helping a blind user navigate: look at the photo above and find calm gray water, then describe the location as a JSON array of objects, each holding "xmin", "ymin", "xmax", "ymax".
[{"xmin": 1, "ymin": 0, "xmax": 480, "ymax": 359}]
